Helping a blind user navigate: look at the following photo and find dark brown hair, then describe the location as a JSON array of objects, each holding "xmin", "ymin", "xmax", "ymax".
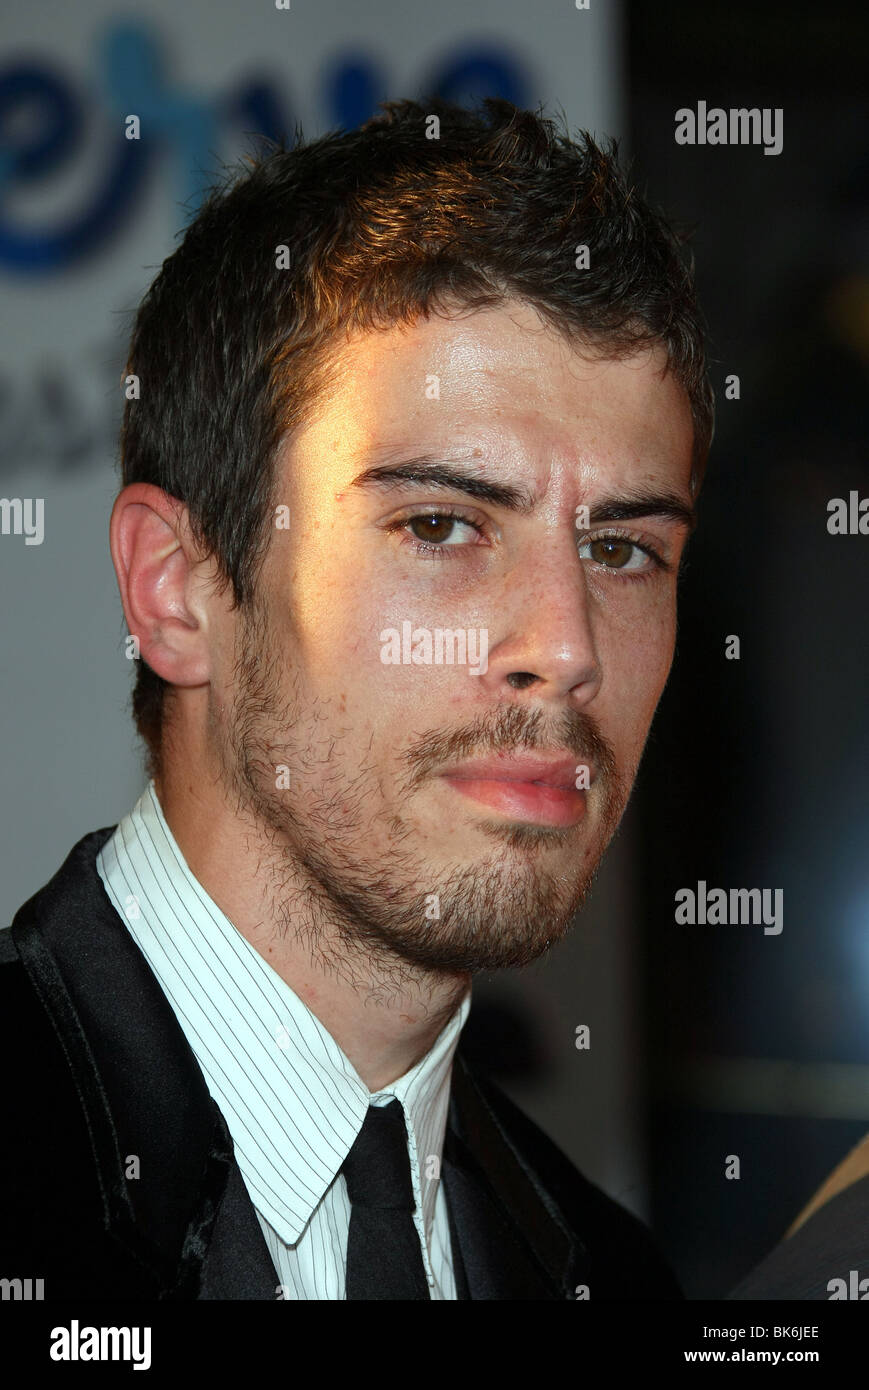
[{"xmin": 120, "ymin": 96, "xmax": 714, "ymax": 779}]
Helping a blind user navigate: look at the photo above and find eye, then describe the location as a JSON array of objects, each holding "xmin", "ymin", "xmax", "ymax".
[
  {"xmin": 394, "ymin": 510, "xmax": 484, "ymax": 552},
  {"xmin": 578, "ymin": 534, "xmax": 661, "ymax": 573}
]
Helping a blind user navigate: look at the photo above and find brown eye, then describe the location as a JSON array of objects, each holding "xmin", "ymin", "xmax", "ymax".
[
  {"xmin": 403, "ymin": 513, "xmax": 480, "ymax": 548},
  {"xmin": 590, "ymin": 538, "xmax": 635, "ymax": 567},
  {"xmin": 408, "ymin": 514, "xmax": 458, "ymax": 544},
  {"xmin": 579, "ymin": 535, "xmax": 655, "ymax": 573}
]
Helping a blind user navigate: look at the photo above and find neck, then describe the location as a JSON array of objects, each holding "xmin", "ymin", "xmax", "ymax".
[{"xmin": 153, "ymin": 766, "xmax": 470, "ymax": 1092}]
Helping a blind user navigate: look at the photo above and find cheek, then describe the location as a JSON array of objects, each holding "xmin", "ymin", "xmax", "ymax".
[
  {"xmin": 600, "ymin": 596, "xmax": 678, "ymax": 729},
  {"xmin": 641, "ymin": 605, "xmax": 678, "ymax": 693},
  {"xmin": 286, "ymin": 570, "xmax": 446, "ymax": 727}
]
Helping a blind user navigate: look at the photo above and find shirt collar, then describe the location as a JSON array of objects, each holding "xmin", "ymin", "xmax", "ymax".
[{"xmin": 95, "ymin": 780, "xmax": 470, "ymax": 1246}]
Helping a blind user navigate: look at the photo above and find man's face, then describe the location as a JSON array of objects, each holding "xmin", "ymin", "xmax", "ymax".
[{"xmin": 212, "ymin": 301, "xmax": 695, "ymax": 976}]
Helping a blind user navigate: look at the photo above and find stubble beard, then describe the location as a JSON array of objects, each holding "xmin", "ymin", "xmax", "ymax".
[{"xmin": 214, "ymin": 596, "xmax": 633, "ymax": 993}]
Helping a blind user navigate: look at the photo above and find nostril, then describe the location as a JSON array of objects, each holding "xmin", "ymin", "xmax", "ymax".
[{"xmin": 506, "ymin": 672, "xmax": 538, "ymax": 690}]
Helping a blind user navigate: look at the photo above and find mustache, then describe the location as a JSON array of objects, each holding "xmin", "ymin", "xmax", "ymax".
[{"xmin": 400, "ymin": 703, "xmax": 619, "ymax": 792}]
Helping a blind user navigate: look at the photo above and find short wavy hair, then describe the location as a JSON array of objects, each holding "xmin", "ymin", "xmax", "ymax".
[{"xmin": 120, "ymin": 96, "xmax": 714, "ymax": 780}]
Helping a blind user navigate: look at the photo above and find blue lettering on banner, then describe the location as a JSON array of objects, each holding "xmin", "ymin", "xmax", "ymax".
[{"xmin": 0, "ymin": 21, "xmax": 529, "ymax": 272}]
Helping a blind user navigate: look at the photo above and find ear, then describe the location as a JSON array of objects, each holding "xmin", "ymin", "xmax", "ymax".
[{"xmin": 109, "ymin": 483, "xmax": 214, "ymax": 688}]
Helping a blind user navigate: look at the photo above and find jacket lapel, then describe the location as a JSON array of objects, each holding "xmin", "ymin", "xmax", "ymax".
[
  {"xmin": 198, "ymin": 1163, "xmax": 278, "ymax": 1299},
  {"xmin": 12, "ymin": 827, "xmax": 583, "ymax": 1300},
  {"xmin": 443, "ymin": 1053, "xmax": 583, "ymax": 1299}
]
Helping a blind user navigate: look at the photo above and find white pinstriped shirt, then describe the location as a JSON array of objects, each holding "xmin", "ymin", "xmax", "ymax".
[{"xmin": 95, "ymin": 781, "xmax": 471, "ymax": 1300}]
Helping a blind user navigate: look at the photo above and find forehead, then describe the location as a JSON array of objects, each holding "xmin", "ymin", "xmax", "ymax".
[{"xmin": 286, "ymin": 301, "xmax": 695, "ymax": 498}]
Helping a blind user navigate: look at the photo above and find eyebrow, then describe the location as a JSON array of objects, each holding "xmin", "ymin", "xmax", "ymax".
[{"xmin": 350, "ymin": 456, "xmax": 697, "ymax": 532}]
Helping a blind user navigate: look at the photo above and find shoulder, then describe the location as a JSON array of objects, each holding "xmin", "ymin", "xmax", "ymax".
[
  {"xmin": 0, "ymin": 924, "xmax": 20, "ymax": 965},
  {"xmin": 0, "ymin": 925, "xmax": 49, "ymax": 1024},
  {"xmin": 0, "ymin": 924, "xmax": 89, "ymax": 1120}
]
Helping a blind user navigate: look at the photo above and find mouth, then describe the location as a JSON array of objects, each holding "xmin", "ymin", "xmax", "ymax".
[{"xmin": 439, "ymin": 754, "xmax": 592, "ymax": 828}]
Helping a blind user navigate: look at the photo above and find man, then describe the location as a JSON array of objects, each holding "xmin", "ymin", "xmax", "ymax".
[{"xmin": 0, "ymin": 97, "xmax": 712, "ymax": 1300}]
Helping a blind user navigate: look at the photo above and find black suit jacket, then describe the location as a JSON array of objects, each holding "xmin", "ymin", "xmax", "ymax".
[{"xmin": 0, "ymin": 827, "xmax": 681, "ymax": 1301}]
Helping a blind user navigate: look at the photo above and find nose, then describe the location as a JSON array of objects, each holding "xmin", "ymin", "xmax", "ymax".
[{"xmin": 477, "ymin": 537, "xmax": 602, "ymax": 707}]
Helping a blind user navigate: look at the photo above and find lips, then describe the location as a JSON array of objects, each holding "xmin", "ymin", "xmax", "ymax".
[
  {"xmin": 440, "ymin": 754, "xmax": 592, "ymax": 827},
  {"xmin": 442, "ymin": 754, "xmax": 590, "ymax": 790}
]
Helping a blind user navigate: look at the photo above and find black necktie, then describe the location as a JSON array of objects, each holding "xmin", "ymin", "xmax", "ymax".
[{"xmin": 341, "ymin": 1098, "xmax": 432, "ymax": 1300}]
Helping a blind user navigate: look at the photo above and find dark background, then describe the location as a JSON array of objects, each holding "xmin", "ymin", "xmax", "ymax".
[{"xmin": 628, "ymin": 0, "xmax": 869, "ymax": 1297}]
